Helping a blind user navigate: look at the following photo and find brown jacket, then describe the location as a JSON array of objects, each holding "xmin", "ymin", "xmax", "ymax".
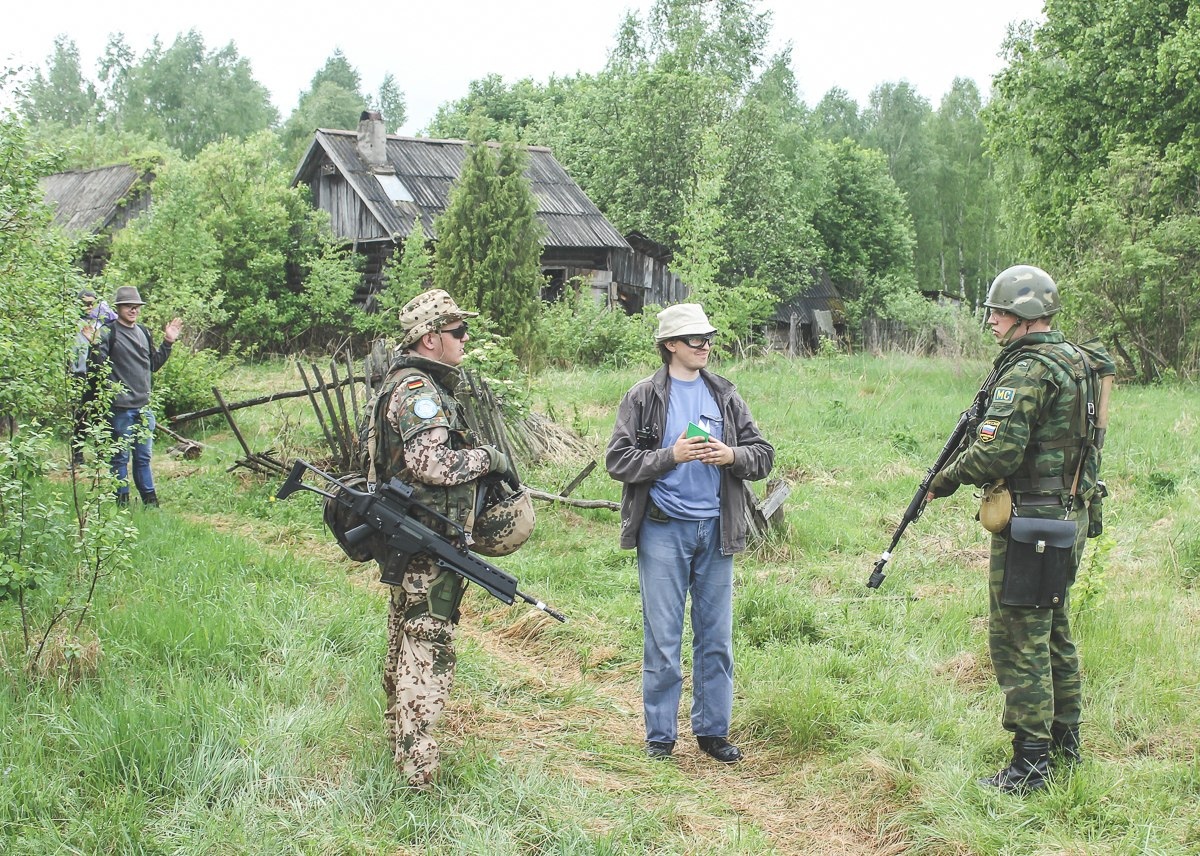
[{"xmin": 605, "ymin": 366, "xmax": 774, "ymax": 554}]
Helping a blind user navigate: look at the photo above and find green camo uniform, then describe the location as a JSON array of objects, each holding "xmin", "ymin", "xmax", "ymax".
[{"xmin": 931, "ymin": 331, "xmax": 1109, "ymax": 743}]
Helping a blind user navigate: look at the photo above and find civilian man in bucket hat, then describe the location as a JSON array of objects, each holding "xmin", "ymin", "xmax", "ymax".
[
  {"xmin": 369, "ymin": 288, "xmax": 520, "ymax": 787},
  {"xmin": 88, "ymin": 286, "xmax": 182, "ymax": 507},
  {"xmin": 605, "ymin": 303, "xmax": 774, "ymax": 763}
]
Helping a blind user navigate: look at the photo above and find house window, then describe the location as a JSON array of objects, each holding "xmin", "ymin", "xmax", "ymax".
[{"xmin": 375, "ymin": 173, "xmax": 414, "ymax": 204}]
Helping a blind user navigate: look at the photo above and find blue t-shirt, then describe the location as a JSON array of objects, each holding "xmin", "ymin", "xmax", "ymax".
[{"xmin": 649, "ymin": 376, "xmax": 722, "ymax": 520}]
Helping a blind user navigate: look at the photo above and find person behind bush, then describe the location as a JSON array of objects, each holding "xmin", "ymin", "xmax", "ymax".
[
  {"xmin": 605, "ymin": 303, "xmax": 774, "ymax": 763},
  {"xmin": 88, "ymin": 286, "xmax": 182, "ymax": 507},
  {"xmin": 925, "ymin": 265, "xmax": 1115, "ymax": 793}
]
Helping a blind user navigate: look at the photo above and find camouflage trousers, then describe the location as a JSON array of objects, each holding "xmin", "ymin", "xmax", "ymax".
[
  {"xmin": 987, "ymin": 504, "xmax": 1089, "ymax": 742},
  {"xmin": 382, "ymin": 555, "xmax": 461, "ymax": 787}
]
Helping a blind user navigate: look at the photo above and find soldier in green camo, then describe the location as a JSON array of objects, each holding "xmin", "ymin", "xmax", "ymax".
[
  {"xmin": 925, "ymin": 265, "xmax": 1115, "ymax": 794},
  {"xmin": 371, "ymin": 289, "xmax": 518, "ymax": 787}
]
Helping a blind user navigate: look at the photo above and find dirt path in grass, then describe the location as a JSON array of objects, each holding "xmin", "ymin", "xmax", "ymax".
[
  {"xmin": 448, "ymin": 601, "xmax": 906, "ymax": 856},
  {"xmin": 211, "ymin": 513, "xmax": 902, "ymax": 855}
]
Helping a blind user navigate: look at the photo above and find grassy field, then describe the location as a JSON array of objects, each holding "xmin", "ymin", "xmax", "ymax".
[{"xmin": 2, "ymin": 351, "xmax": 1198, "ymax": 855}]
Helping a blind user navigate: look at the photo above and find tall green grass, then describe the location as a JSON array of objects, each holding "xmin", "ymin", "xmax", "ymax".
[{"xmin": 3, "ymin": 353, "xmax": 1198, "ymax": 854}]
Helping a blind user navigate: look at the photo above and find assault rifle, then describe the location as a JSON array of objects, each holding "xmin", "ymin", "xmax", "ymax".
[
  {"xmin": 276, "ymin": 459, "xmax": 566, "ymax": 622},
  {"xmin": 866, "ymin": 364, "xmax": 1002, "ymax": 590}
]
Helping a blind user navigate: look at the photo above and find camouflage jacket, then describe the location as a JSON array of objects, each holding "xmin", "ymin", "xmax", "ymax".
[
  {"xmin": 935, "ymin": 331, "xmax": 1107, "ymax": 501},
  {"xmin": 371, "ymin": 354, "xmax": 491, "ymax": 535}
]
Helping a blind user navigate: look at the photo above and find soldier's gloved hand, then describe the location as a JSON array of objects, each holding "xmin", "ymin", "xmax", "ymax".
[
  {"xmin": 928, "ymin": 470, "xmax": 960, "ymax": 499},
  {"xmin": 480, "ymin": 444, "xmax": 508, "ymax": 477}
]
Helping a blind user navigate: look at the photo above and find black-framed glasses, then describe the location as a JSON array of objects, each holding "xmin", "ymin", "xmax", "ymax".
[
  {"xmin": 440, "ymin": 322, "xmax": 469, "ymax": 340},
  {"xmin": 677, "ymin": 335, "xmax": 713, "ymax": 349}
]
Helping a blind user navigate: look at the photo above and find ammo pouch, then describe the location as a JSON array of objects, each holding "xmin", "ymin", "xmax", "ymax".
[{"xmin": 1001, "ymin": 516, "xmax": 1077, "ymax": 608}]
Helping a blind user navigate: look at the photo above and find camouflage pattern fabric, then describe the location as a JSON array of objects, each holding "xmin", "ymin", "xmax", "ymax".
[
  {"xmin": 382, "ymin": 555, "xmax": 464, "ymax": 787},
  {"xmin": 988, "ymin": 503, "xmax": 1088, "ymax": 741},
  {"xmin": 373, "ymin": 355, "xmax": 490, "ymax": 787},
  {"xmin": 932, "ymin": 331, "xmax": 1110, "ymax": 742}
]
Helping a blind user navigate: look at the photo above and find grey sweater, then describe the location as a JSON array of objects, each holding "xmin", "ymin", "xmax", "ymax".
[{"xmin": 92, "ymin": 321, "xmax": 173, "ymax": 409}]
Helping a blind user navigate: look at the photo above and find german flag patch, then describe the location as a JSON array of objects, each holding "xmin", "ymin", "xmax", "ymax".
[
  {"xmin": 978, "ymin": 419, "xmax": 1000, "ymax": 443},
  {"xmin": 405, "ymin": 378, "xmax": 426, "ymax": 390}
]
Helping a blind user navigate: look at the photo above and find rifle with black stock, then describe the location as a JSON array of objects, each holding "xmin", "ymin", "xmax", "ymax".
[
  {"xmin": 276, "ymin": 459, "xmax": 567, "ymax": 622},
  {"xmin": 866, "ymin": 365, "xmax": 1002, "ymax": 590}
]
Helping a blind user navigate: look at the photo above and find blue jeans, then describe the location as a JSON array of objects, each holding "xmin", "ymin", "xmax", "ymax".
[
  {"xmin": 110, "ymin": 407, "xmax": 155, "ymax": 498},
  {"xmin": 637, "ymin": 515, "xmax": 734, "ymax": 744}
]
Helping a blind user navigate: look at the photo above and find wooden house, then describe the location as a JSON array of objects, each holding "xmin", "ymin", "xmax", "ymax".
[
  {"xmin": 764, "ymin": 270, "xmax": 848, "ymax": 354},
  {"xmin": 39, "ymin": 164, "xmax": 154, "ymax": 275},
  {"xmin": 612, "ymin": 231, "xmax": 690, "ymax": 312},
  {"xmin": 293, "ymin": 112, "xmax": 633, "ymax": 307}
]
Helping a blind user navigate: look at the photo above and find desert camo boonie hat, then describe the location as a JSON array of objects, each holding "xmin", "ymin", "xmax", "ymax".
[{"xmin": 398, "ymin": 289, "xmax": 479, "ymax": 349}]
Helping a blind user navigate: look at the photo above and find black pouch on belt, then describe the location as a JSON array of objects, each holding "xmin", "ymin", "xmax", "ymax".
[{"xmin": 1001, "ymin": 516, "xmax": 1077, "ymax": 608}]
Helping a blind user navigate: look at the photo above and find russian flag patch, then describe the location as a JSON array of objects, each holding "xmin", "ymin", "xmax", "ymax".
[{"xmin": 979, "ymin": 420, "xmax": 1000, "ymax": 443}]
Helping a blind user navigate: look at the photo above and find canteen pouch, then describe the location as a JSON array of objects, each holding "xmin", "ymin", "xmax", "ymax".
[
  {"xmin": 1001, "ymin": 516, "xmax": 1077, "ymax": 608},
  {"xmin": 979, "ymin": 481, "xmax": 1012, "ymax": 534}
]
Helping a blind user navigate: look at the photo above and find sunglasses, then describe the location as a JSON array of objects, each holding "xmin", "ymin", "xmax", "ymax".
[
  {"xmin": 676, "ymin": 335, "xmax": 713, "ymax": 349},
  {"xmin": 440, "ymin": 322, "xmax": 469, "ymax": 340}
]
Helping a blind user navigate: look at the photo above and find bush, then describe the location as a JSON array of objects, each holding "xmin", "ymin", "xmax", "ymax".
[
  {"xmin": 533, "ymin": 287, "xmax": 656, "ymax": 369},
  {"xmin": 152, "ymin": 346, "xmax": 239, "ymax": 417}
]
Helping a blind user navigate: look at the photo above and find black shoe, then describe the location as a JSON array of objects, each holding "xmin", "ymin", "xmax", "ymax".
[
  {"xmin": 979, "ymin": 739, "xmax": 1050, "ymax": 794},
  {"xmin": 697, "ymin": 735, "xmax": 743, "ymax": 763},
  {"xmin": 115, "ymin": 493, "xmax": 130, "ymax": 508},
  {"xmin": 646, "ymin": 741, "xmax": 675, "ymax": 760},
  {"xmin": 1050, "ymin": 725, "xmax": 1081, "ymax": 770},
  {"xmin": 140, "ymin": 491, "xmax": 159, "ymax": 508}
]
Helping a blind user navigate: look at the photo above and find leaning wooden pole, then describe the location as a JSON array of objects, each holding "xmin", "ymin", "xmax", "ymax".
[{"xmin": 296, "ymin": 361, "xmax": 339, "ymax": 462}]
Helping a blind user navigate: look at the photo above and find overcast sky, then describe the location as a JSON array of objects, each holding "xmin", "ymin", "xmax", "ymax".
[{"xmin": 1, "ymin": 0, "xmax": 1045, "ymax": 135}]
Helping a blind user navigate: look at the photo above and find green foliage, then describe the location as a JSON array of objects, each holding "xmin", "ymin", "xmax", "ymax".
[
  {"xmin": 360, "ymin": 219, "xmax": 433, "ymax": 339},
  {"xmin": 460, "ymin": 322, "xmax": 531, "ymax": 421},
  {"xmin": 0, "ymin": 425, "xmax": 135, "ymax": 677},
  {"xmin": 151, "ymin": 346, "xmax": 239, "ymax": 418},
  {"xmin": 94, "ymin": 31, "xmax": 277, "ymax": 158},
  {"xmin": 811, "ymin": 139, "xmax": 916, "ymax": 302},
  {"xmin": 107, "ymin": 132, "xmax": 360, "ymax": 353},
  {"xmin": 433, "ymin": 131, "xmax": 545, "ymax": 361},
  {"xmin": 279, "ymin": 51, "xmax": 407, "ymax": 166},
  {"xmin": 17, "ymin": 35, "xmax": 99, "ymax": 127},
  {"xmin": 987, "ymin": 1, "xmax": 1200, "ymax": 379},
  {"xmin": 532, "ymin": 286, "xmax": 656, "ymax": 369},
  {"xmin": 1073, "ymin": 531, "xmax": 1113, "ymax": 615},
  {"xmin": 0, "ymin": 112, "xmax": 82, "ymax": 422}
]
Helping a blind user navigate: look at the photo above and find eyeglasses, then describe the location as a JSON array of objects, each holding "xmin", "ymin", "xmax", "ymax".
[
  {"xmin": 676, "ymin": 335, "xmax": 713, "ymax": 349},
  {"xmin": 440, "ymin": 322, "xmax": 469, "ymax": 340}
]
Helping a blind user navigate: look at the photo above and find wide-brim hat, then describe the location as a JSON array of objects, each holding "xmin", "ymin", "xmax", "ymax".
[
  {"xmin": 655, "ymin": 303, "xmax": 716, "ymax": 342},
  {"xmin": 398, "ymin": 289, "xmax": 478, "ymax": 349},
  {"xmin": 112, "ymin": 286, "xmax": 146, "ymax": 306}
]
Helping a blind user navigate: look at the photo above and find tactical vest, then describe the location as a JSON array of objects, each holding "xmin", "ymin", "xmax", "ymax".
[
  {"xmin": 990, "ymin": 336, "xmax": 1106, "ymax": 500},
  {"xmin": 363, "ymin": 354, "xmax": 478, "ymax": 538}
]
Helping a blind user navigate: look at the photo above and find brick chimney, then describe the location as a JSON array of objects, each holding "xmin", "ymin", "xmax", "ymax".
[{"xmin": 357, "ymin": 111, "xmax": 389, "ymax": 170}]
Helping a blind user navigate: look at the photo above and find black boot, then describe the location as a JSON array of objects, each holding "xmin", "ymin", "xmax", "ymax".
[
  {"xmin": 140, "ymin": 491, "xmax": 159, "ymax": 508},
  {"xmin": 979, "ymin": 739, "xmax": 1051, "ymax": 794},
  {"xmin": 1050, "ymin": 725, "xmax": 1081, "ymax": 769},
  {"xmin": 115, "ymin": 492, "xmax": 130, "ymax": 508}
]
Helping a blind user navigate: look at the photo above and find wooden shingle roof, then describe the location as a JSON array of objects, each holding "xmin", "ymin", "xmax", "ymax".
[
  {"xmin": 39, "ymin": 164, "xmax": 150, "ymax": 239},
  {"xmin": 295, "ymin": 130, "xmax": 629, "ymax": 251}
]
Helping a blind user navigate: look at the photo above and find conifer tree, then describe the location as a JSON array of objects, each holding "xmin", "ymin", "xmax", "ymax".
[{"xmin": 433, "ymin": 130, "xmax": 545, "ymax": 359}]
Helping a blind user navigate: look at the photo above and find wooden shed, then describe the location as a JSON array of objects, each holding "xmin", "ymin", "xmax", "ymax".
[
  {"xmin": 612, "ymin": 231, "xmax": 690, "ymax": 313},
  {"xmin": 293, "ymin": 112, "xmax": 632, "ymax": 305},
  {"xmin": 39, "ymin": 164, "xmax": 154, "ymax": 275},
  {"xmin": 765, "ymin": 270, "xmax": 848, "ymax": 354}
]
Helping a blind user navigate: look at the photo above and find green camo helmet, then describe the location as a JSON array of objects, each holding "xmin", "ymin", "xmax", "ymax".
[{"xmin": 984, "ymin": 265, "xmax": 1061, "ymax": 319}]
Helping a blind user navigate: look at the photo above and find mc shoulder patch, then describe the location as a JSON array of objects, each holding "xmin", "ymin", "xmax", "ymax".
[
  {"xmin": 992, "ymin": 387, "xmax": 1016, "ymax": 404},
  {"xmin": 978, "ymin": 419, "xmax": 1001, "ymax": 443}
]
